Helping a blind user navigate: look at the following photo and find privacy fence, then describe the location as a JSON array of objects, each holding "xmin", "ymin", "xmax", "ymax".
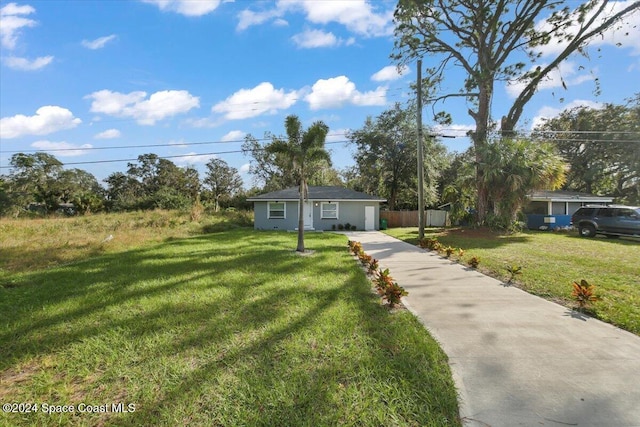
[{"xmin": 380, "ymin": 210, "xmax": 449, "ymax": 228}]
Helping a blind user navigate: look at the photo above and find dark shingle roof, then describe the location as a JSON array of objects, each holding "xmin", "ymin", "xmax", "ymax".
[{"xmin": 247, "ymin": 186, "xmax": 385, "ymax": 202}]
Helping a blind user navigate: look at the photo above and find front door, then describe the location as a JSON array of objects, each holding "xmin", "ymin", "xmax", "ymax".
[
  {"xmin": 303, "ymin": 201, "xmax": 314, "ymax": 229},
  {"xmin": 365, "ymin": 206, "xmax": 375, "ymax": 231}
]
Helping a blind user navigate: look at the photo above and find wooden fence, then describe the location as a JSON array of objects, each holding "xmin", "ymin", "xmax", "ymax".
[{"xmin": 381, "ymin": 210, "xmax": 449, "ymax": 228}]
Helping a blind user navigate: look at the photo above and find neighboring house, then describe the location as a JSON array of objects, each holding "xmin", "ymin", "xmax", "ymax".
[
  {"xmin": 247, "ymin": 186, "xmax": 386, "ymax": 231},
  {"xmin": 524, "ymin": 190, "xmax": 614, "ymax": 230}
]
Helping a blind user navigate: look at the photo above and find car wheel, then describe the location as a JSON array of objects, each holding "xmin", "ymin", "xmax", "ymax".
[{"xmin": 579, "ymin": 224, "xmax": 596, "ymax": 238}]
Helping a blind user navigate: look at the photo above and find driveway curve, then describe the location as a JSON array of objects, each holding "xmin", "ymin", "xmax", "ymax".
[{"xmin": 347, "ymin": 231, "xmax": 640, "ymax": 427}]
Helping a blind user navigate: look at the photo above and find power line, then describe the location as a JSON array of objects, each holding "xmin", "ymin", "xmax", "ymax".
[
  {"xmin": 0, "ymin": 132, "xmax": 351, "ymax": 154},
  {"xmin": 0, "ymin": 140, "xmax": 353, "ymax": 169},
  {"xmin": 446, "ymin": 129, "xmax": 640, "ymax": 136},
  {"xmin": 527, "ymin": 130, "xmax": 640, "ymax": 135}
]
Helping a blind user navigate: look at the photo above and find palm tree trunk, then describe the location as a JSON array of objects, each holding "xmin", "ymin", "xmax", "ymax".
[{"xmin": 297, "ymin": 179, "xmax": 305, "ymax": 252}]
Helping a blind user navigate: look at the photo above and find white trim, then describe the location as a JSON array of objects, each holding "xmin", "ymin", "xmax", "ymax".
[
  {"xmin": 321, "ymin": 202, "xmax": 339, "ymax": 219},
  {"xmin": 268, "ymin": 201, "xmax": 286, "ymax": 219}
]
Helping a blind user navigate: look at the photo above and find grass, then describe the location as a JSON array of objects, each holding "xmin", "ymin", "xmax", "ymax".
[
  {"xmin": 0, "ymin": 214, "xmax": 460, "ymax": 426},
  {"xmin": 0, "ymin": 209, "xmax": 253, "ymax": 278},
  {"xmin": 384, "ymin": 227, "xmax": 640, "ymax": 335}
]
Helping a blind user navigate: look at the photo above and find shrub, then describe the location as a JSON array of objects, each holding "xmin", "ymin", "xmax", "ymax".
[
  {"xmin": 374, "ymin": 268, "xmax": 408, "ymax": 307},
  {"xmin": 444, "ymin": 246, "xmax": 455, "ymax": 258},
  {"xmin": 332, "ymin": 224, "xmax": 336, "ymax": 230},
  {"xmin": 349, "ymin": 241, "xmax": 362, "ymax": 255},
  {"xmin": 506, "ymin": 265, "xmax": 522, "ymax": 283},
  {"xmin": 419, "ymin": 237, "xmax": 440, "ymax": 250},
  {"xmin": 468, "ymin": 256, "xmax": 480, "ymax": 269},
  {"xmin": 351, "ymin": 225, "xmax": 357, "ymax": 231},
  {"xmin": 359, "ymin": 252, "xmax": 372, "ymax": 266},
  {"xmin": 368, "ymin": 258, "xmax": 379, "ymax": 274},
  {"xmin": 345, "ymin": 223, "xmax": 351, "ymax": 230},
  {"xmin": 380, "ymin": 281, "xmax": 409, "ymax": 307},
  {"xmin": 571, "ymin": 279, "xmax": 600, "ymax": 310},
  {"xmin": 374, "ymin": 268, "xmax": 393, "ymax": 289},
  {"xmin": 348, "ymin": 247, "xmax": 408, "ymax": 308},
  {"xmin": 338, "ymin": 224, "xmax": 344, "ymax": 230}
]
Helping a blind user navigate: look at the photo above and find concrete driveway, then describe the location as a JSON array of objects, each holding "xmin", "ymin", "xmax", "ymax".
[{"xmin": 348, "ymin": 231, "xmax": 640, "ymax": 427}]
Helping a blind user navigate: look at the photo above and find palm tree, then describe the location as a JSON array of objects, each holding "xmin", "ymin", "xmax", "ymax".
[
  {"xmin": 479, "ymin": 138, "xmax": 566, "ymax": 226},
  {"xmin": 266, "ymin": 115, "xmax": 331, "ymax": 252}
]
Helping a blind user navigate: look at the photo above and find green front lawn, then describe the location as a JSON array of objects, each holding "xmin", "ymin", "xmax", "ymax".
[
  {"xmin": 0, "ymin": 230, "xmax": 460, "ymax": 426},
  {"xmin": 384, "ymin": 227, "xmax": 640, "ymax": 335}
]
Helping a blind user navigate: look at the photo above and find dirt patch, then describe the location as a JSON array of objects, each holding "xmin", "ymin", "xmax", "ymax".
[
  {"xmin": 0, "ymin": 363, "xmax": 40, "ymax": 399},
  {"xmin": 294, "ymin": 249, "xmax": 316, "ymax": 256}
]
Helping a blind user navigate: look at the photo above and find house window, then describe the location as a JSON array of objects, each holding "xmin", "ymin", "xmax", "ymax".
[
  {"xmin": 268, "ymin": 202, "xmax": 286, "ymax": 219},
  {"xmin": 321, "ymin": 202, "xmax": 338, "ymax": 219}
]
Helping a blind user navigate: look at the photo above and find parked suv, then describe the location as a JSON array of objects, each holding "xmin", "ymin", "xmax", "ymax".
[{"xmin": 571, "ymin": 205, "xmax": 640, "ymax": 238}]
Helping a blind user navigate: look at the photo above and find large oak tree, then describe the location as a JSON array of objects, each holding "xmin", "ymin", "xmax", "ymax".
[
  {"xmin": 348, "ymin": 103, "xmax": 448, "ymax": 210},
  {"xmin": 393, "ymin": 0, "xmax": 640, "ymax": 222}
]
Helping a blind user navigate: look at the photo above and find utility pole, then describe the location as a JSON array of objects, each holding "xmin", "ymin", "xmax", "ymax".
[{"xmin": 416, "ymin": 59, "xmax": 425, "ymax": 240}]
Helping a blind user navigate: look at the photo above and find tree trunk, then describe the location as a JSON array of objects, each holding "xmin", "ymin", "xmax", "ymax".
[
  {"xmin": 472, "ymin": 79, "xmax": 493, "ymax": 225},
  {"xmin": 297, "ymin": 180, "xmax": 305, "ymax": 252}
]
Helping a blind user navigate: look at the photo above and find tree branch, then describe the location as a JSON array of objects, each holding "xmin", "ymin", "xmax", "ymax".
[{"xmin": 505, "ymin": 0, "xmax": 640, "ymax": 129}]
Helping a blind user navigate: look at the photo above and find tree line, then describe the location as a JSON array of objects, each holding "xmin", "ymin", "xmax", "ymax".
[
  {"xmin": 4, "ymin": 0, "xmax": 639, "ymax": 226},
  {"xmin": 0, "ymin": 153, "xmax": 245, "ymax": 217},
  {"xmin": 1, "ymin": 98, "xmax": 637, "ymax": 225}
]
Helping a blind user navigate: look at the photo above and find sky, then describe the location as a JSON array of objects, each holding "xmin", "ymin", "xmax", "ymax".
[{"xmin": 1, "ymin": 0, "xmax": 639, "ymax": 188}]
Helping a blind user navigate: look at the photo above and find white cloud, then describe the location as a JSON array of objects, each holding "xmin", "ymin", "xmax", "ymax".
[
  {"xmin": 534, "ymin": 1, "xmax": 640, "ymax": 56},
  {"xmin": 221, "ymin": 130, "xmax": 246, "ymax": 141},
  {"xmin": 87, "ymin": 90, "xmax": 147, "ymax": 115},
  {"xmin": 0, "ymin": 106, "xmax": 81, "ymax": 139},
  {"xmin": 239, "ymin": 162, "xmax": 251, "ymax": 174},
  {"xmin": 291, "ymin": 29, "xmax": 355, "ymax": 48},
  {"xmin": 238, "ymin": 0, "xmax": 393, "ymax": 37},
  {"xmin": 4, "ymin": 55, "xmax": 53, "ymax": 70},
  {"xmin": 212, "ymin": 82, "xmax": 298, "ymax": 120},
  {"xmin": 279, "ymin": 0, "xmax": 393, "ymax": 37},
  {"xmin": 31, "ymin": 140, "xmax": 92, "ymax": 157},
  {"xmin": 82, "ymin": 34, "xmax": 117, "ymax": 50},
  {"xmin": 304, "ymin": 75, "xmax": 387, "ymax": 110},
  {"xmin": 174, "ymin": 152, "xmax": 216, "ymax": 165},
  {"xmin": 0, "ymin": 2, "xmax": 37, "ymax": 49},
  {"xmin": 237, "ymin": 8, "xmax": 281, "ymax": 31},
  {"xmin": 142, "ymin": 0, "xmax": 222, "ymax": 17},
  {"xmin": 506, "ymin": 61, "xmax": 593, "ymax": 98},
  {"xmin": 531, "ymin": 99, "xmax": 603, "ymax": 129},
  {"xmin": 184, "ymin": 117, "xmax": 223, "ymax": 128},
  {"xmin": 371, "ymin": 65, "xmax": 410, "ymax": 82},
  {"xmin": 86, "ymin": 89, "xmax": 200, "ymax": 125},
  {"xmin": 94, "ymin": 128, "xmax": 121, "ymax": 139},
  {"xmin": 273, "ymin": 18, "xmax": 288, "ymax": 27}
]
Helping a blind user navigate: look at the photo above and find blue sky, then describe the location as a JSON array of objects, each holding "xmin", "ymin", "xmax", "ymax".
[{"xmin": 1, "ymin": 0, "xmax": 639, "ymax": 187}]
